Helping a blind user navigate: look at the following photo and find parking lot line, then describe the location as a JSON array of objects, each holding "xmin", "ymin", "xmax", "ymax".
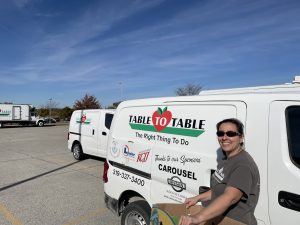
[
  {"xmin": 0, "ymin": 203, "xmax": 24, "ymax": 225},
  {"xmin": 61, "ymin": 207, "xmax": 109, "ymax": 225}
]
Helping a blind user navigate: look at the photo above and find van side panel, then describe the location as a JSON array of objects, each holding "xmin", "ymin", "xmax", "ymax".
[
  {"xmin": 105, "ymin": 102, "xmax": 246, "ymax": 208},
  {"xmin": 149, "ymin": 103, "xmax": 246, "ymax": 205}
]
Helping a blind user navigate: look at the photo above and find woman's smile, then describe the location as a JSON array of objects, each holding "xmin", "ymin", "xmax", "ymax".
[{"xmin": 217, "ymin": 123, "xmax": 243, "ymax": 157}]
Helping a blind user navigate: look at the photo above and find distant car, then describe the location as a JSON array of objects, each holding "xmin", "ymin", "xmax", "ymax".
[{"xmin": 44, "ymin": 117, "xmax": 56, "ymax": 124}]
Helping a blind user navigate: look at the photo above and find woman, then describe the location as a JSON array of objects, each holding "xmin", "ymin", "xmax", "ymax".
[{"xmin": 179, "ymin": 118, "xmax": 260, "ymax": 225}]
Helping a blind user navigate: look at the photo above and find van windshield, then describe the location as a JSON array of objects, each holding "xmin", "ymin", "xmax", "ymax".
[{"xmin": 286, "ymin": 106, "xmax": 300, "ymax": 168}]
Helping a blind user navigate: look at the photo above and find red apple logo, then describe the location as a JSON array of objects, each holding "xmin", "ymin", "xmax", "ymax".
[
  {"xmin": 81, "ymin": 114, "xmax": 86, "ymax": 123},
  {"xmin": 152, "ymin": 107, "xmax": 172, "ymax": 132}
]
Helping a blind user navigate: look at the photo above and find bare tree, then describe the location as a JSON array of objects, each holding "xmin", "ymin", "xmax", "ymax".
[
  {"xmin": 107, "ymin": 101, "xmax": 122, "ymax": 109},
  {"xmin": 73, "ymin": 94, "xmax": 101, "ymax": 109},
  {"xmin": 46, "ymin": 99, "xmax": 59, "ymax": 109},
  {"xmin": 37, "ymin": 99, "xmax": 59, "ymax": 117},
  {"xmin": 175, "ymin": 83, "xmax": 202, "ymax": 96}
]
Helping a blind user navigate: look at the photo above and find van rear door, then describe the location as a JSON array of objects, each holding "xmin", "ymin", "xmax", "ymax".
[
  {"xmin": 268, "ymin": 101, "xmax": 300, "ymax": 225},
  {"xmin": 80, "ymin": 110, "xmax": 100, "ymax": 156}
]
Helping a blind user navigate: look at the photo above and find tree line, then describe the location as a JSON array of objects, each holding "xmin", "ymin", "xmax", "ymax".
[{"xmin": 36, "ymin": 84, "xmax": 201, "ymax": 120}]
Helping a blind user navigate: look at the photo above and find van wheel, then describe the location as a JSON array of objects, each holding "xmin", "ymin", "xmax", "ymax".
[
  {"xmin": 72, "ymin": 143, "xmax": 84, "ymax": 160},
  {"xmin": 121, "ymin": 200, "xmax": 151, "ymax": 225},
  {"xmin": 37, "ymin": 121, "xmax": 44, "ymax": 127}
]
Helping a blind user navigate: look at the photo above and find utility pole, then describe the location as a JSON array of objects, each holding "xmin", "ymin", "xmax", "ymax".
[{"xmin": 49, "ymin": 98, "xmax": 52, "ymax": 124}]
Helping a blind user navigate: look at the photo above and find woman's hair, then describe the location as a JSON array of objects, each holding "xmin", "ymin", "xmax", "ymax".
[{"xmin": 216, "ymin": 118, "xmax": 244, "ymax": 136}]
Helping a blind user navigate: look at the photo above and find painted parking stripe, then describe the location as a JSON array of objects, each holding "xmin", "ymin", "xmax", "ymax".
[
  {"xmin": 62, "ymin": 207, "xmax": 109, "ymax": 225},
  {"xmin": 0, "ymin": 203, "xmax": 24, "ymax": 225}
]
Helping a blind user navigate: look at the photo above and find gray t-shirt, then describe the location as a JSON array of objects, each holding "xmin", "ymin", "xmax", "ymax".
[{"xmin": 211, "ymin": 150, "xmax": 260, "ymax": 225}]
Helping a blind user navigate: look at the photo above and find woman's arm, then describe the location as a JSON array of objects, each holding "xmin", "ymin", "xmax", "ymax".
[
  {"xmin": 180, "ymin": 186, "xmax": 243, "ymax": 225},
  {"xmin": 184, "ymin": 190, "xmax": 212, "ymax": 208}
]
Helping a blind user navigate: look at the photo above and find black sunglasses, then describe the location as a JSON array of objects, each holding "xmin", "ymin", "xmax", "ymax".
[{"xmin": 216, "ymin": 131, "xmax": 240, "ymax": 137}]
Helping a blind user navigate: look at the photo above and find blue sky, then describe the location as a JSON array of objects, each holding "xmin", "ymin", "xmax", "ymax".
[{"xmin": 1, "ymin": 0, "xmax": 300, "ymax": 108}]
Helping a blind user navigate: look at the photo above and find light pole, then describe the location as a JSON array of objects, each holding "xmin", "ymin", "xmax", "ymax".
[
  {"xmin": 49, "ymin": 98, "xmax": 52, "ymax": 124},
  {"xmin": 118, "ymin": 82, "xmax": 123, "ymax": 100}
]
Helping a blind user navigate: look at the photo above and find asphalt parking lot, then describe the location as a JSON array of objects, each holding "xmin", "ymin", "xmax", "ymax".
[{"xmin": 0, "ymin": 124, "xmax": 120, "ymax": 225}]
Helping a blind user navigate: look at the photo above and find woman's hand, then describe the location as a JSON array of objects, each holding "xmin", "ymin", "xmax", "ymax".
[
  {"xmin": 178, "ymin": 215, "xmax": 200, "ymax": 225},
  {"xmin": 184, "ymin": 196, "xmax": 199, "ymax": 208}
]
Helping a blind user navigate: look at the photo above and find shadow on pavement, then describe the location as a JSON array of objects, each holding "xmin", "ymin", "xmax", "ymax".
[{"xmin": 0, "ymin": 160, "xmax": 83, "ymax": 192}]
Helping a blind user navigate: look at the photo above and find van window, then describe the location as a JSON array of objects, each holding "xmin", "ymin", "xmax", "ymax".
[
  {"xmin": 286, "ymin": 106, "xmax": 300, "ymax": 167},
  {"xmin": 105, "ymin": 113, "xmax": 114, "ymax": 129}
]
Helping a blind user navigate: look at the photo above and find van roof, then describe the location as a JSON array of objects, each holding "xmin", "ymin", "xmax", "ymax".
[
  {"xmin": 117, "ymin": 77, "xmax": 300, "ymax": 107},
  {"xmin": 200, "ymin": 82, "xmax": 300, "ymax": 96},
  {"xmin": 199, "ymin": 76, "xmax": 300, "ymax": 95}
]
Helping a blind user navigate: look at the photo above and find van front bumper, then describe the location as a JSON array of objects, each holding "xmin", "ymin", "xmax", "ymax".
[{"xmin": 104, "ymin": 192, "xmax": 119, "ymax": 215}]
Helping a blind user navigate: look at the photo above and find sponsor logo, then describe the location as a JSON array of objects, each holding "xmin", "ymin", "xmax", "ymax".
[
  {"xmin": 123, "ymin": 145, "xmax": 135, "ymax": 159},
  {"xmin": 129, "ymin": 107, "xmax": 205, "ymax": 137},
  {"xmin": 167, "ymin": 176, "xmax": 186, "ymax": 192},
  {"xmin": 158, "ymin": 164, "xmax": 197, "ymax": 180},
  {"xmin": 110, "ymin": 140, "xmax": 121, "ymax": 158},
  {"xmin": 137, "ymin": 150, "xmax": 150, "ymax": 163}
]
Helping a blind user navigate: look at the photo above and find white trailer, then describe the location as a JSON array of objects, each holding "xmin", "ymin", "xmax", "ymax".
[{"xmin": 0, "ymin": 104, "xmax": 45, "ymax": 128}]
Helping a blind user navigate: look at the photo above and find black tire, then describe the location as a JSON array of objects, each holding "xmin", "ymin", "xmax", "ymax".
[
  {"xmin": 121, "ymin": 200, "xmax": 151, "ymax": 225},
  {"xmin": 72, "ymin": 143, "xmax": 84, "ymax": 160},
  {"xmin": 37, "ymin": 121, "xmax": 44, "ymax": 127}
]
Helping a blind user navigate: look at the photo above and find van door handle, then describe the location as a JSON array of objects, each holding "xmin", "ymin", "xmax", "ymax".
[
  {"xmin": 92, "ymin": 129, "xmax": 95, "ymax": 135},
  {"xmin": 128, "ymin": 141, "xmax": 134, "ymax": 143},
  {"xmin": 278, "ymin": 191, "xmax": 300, "ymax": 212},
  {"xmin": 102, "ymin": 131, "xmax": 107, "ymax": 136}
]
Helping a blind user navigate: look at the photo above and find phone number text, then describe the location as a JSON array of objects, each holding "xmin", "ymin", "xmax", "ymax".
[{"xmin": 112, "ymin": 169, "xmax": 145, "ymax": 186}]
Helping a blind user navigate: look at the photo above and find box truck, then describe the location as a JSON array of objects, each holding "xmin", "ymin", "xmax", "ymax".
[
  {"xmin": 0, "ymin": 104, "xmax": 45, "ymax": 128},
  {"xmin": 103, "ymin": 77, "xmax": 300, "ymax": 225},
  {"xmin": 67, "ymin": 109, "xmax": 115, "ymax": 160}
]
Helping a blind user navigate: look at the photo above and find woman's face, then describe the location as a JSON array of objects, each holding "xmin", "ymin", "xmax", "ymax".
[{"xmin": 217, "ymin": 122, "xmax": 243, "ymax": 157}]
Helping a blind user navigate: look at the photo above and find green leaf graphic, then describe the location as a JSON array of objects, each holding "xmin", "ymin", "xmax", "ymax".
[
  {"xmin": 162, "ymin": 107, "xmax": 167, "ymax": 113},
  {"xmin": 157, "ymin": 107, "xmax": 163, "ymax": 115}
]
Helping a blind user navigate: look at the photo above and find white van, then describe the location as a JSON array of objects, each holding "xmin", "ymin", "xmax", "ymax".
[
  {"xmin": 103, "ymin": 77, "xmax": 300, "ymax": 225},
  {"xmin": 68, "ymin": 109, "xmax": 114, "ymax": 160}
]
